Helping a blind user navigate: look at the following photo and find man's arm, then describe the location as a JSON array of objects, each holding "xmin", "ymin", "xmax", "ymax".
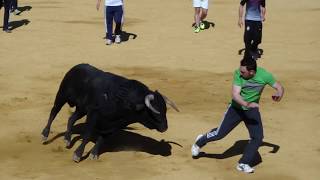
[
  {"xmin": 271, "ymin": 82, "xmax": 284, "ymax": 102},
  {"xmin": 238, "ymin": 4, "xmax": 245, "ymax": 28},
  {"xmin": 232, "ymin": 85, "xmax": 259, "ymax": 108},
  {"xmin": 96, "ymin": 0, "xmax": 101, "ymax": 10},
  {"xmin": 260, "ymin": 6, "xmax": 266, "ymax": 22}
]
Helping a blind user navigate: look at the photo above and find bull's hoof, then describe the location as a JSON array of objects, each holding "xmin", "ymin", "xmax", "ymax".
[
  {"xmin": 64, "ymin": 139, "xmax": 71, "ymax": 148},
  {"xmin": 41, "ymin": 128, "xmax": 50, "ymax": 138},
  {"xmin": 41, "ymin": 135, "xmax": 48, "ymax": 143},
  {"xmin": 89, "ymin": 153, "xmax": 99, "ymax": 160},
  {"xmin": 73, "ymin": 154, "xmax": 81, "ymax": 163}
]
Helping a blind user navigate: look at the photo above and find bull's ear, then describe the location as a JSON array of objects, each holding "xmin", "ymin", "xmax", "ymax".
[{"xmin": 135, "ymin": 104, "xmax": 145, "ymax": 111}]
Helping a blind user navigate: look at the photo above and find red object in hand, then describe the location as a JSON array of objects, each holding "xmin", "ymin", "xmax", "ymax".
[{"xmin": 272, "ymin": 95, "xmax": 280, "ymax": 101}]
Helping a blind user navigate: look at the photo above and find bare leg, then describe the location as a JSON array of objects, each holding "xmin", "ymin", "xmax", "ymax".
[
  {"xmin": 194, "ymin": 7, "xmax": 201, "ymax": 27},
  {"xmin": 200, "ymin": 8, "xmax": 208, "ymax": 22}
]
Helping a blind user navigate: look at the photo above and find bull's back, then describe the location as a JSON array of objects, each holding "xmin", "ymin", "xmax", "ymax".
[{"xmin": 55, "ymin": 64, "xmax": 103, "ymax": 106}]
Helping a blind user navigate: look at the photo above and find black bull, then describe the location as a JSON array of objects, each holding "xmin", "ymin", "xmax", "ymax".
[{"xmin": 41, "ymin": 64, "xmax": 179, "ymax": 162}]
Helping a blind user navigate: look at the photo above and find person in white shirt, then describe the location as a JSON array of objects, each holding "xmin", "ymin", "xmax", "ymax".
[{"xmin": 97, "ymin": 0, "xmax": 124, "ymax": 45}]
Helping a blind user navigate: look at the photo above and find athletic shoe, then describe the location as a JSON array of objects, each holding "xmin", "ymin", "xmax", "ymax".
[
  {"xmin": 194, "ymin": 26, "xmax": 200, "ymax": 33},
  {"xmin": 115, "ymin": 35, "xmax": 121, "ymax": 44},
  {"xmin": 191, "ymin": 134, "xmax": 203, "ymax": 157},
  {"xmin": 236, "ymin": 163, "xmax": 254, "ymax": 173},
  {"xmin": 106, "ymin": 39, "xmax": 112, "ymax": 45},
  {"xmin": 200, "ymin": 22, "xmax": 205, "ymax": 30},
  {"xmin": 250, "ymin": 50, "xmax": 261, "ymax": 60},
  {"xmin": 11, "ymin": 9, "xmax": 21, "ymax": 15},
  {"xmin": 3, "ymin": 29, "xmax": 12, "ymax": 33}
]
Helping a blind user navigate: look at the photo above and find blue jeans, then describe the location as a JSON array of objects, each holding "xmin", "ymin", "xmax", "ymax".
[
  {"xmin": 11, "ymin": 0, "xmax": 17, "ymax": 11},
  {"xmin": 105, "ymin": 5, "xmax": 123, "ymax": 40}
]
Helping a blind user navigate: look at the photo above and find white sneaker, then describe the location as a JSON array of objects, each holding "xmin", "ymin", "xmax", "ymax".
[
  {"xmin": 14, "ymin": 9, "xmax": 21, "ymax": 15},
  {"xmin": 236, "ymin": 163, "xmax": 254, "ymax": 173},
  {"xmin": 106, "ymin": 39, "xmax": 112, "ymax": 45},
  {"xmin": 115, "ymin": 35, "xmax": 121, "ymax": 44},
  {"xmin": 191, "ymin": 134, "xmax": 203, "ymax": 157}
]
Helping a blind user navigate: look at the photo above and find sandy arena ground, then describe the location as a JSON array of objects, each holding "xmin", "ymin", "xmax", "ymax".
[{"xmin": 0, "ymin": 0, "xmax": 320, "ymax": 179}]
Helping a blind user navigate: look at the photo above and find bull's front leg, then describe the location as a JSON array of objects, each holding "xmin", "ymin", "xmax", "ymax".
[
  {"xmin": 73, "ymin": 111, "xmax": 97, "ymax": 162},
  {"xmin": 64, "ymin": 108, "xmax": 86, "ymax": 148},
  {"xmin": 41, "ymin": 104, "xmax": 63, "ymax": 142}
]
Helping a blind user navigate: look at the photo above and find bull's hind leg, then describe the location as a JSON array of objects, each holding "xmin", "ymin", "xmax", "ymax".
[
  {"xmin": 64, "ymin": 108, "xmax": 86, "ymax": 147},
  {"xmin": 41, "ymin": 101, "xmax": 65, "ymax": 142},
  {"xmin": 89, "ymin": 136, "xmax": 104, "ymax": 160},
  {"xmin": 73, "ymin": 111, "xmax": 98, "ymax": 162}
]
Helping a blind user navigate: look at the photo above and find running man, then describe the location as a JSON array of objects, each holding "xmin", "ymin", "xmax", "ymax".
[
  {"xmin": 238, "ymin": 0, "xmax": 266, "ymax": 59},
  {"xmin": 191, "ymin": 55, "xmax": 284, "ymax": 173}
]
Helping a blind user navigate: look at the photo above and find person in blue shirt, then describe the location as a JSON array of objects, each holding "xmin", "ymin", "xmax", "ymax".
[{"xmin": 238, "ymin": 0, "xmax": 266, "ymax": 59}]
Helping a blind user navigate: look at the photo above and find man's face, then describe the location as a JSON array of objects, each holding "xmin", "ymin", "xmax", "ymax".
[{"xmin": 240, "ymin": 66, "xmax": 255, "ymax": 79}]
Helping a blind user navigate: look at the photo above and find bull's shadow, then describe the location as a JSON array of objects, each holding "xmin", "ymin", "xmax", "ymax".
[
  {"xmin": 195, "ymin": 140, "xmax": 280, "ymax": 167},
  {"xmin": 44, "ymin": 123, "xmax": 174, "ymax": 159}
]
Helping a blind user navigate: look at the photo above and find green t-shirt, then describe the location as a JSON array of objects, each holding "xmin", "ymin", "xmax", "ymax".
[{"xmin": 231, "ymin": 67, "xmax": 276, "ymax": 110}]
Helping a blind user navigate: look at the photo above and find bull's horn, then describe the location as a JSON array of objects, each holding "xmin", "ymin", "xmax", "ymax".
[
  {"xmin": 161, "ymin": 95, "xmax": 180, "ymax": 112},
  {"xmin": 145, "ymin": 94, "xmax": 160, "ymax": 114}
]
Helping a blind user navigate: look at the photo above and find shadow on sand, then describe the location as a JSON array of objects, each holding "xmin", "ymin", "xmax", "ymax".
[
  {"xmin": 8, "ymin": 19, "xmax": 30, "ymax": 30},
  {"xmin": 43, "ymin": 123, "xmax": 181, "ymax": 161},
  {"xmin": 192, "ymin": 20, "xmax": 215, "ymax": 30},
  {"xmin": 16, "ymin": 5, "xmax": 32, "ymax": 15},
  {"xmin": 194, "ymin": 140, "xmax": 280, "ymax": 167},
  {"xmin": 103, "ymin": 31, "xmax": 137, "ymax": 42}
]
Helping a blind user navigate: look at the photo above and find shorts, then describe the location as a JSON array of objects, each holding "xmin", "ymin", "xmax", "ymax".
[{"xmin": 193, "ymin": 0, "xmax": 209, "ymax": 9}]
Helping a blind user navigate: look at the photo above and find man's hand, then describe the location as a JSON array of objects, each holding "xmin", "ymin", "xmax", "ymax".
[
  {"xmin": 96, "ymin": 0, "xmax": 101, "ymax": 11},
  {"xmin": 238, "ymin": 18, "xmax": 244, "ymax": 28},
  {"xmin": 247, "ymin": 102, "xmax": 259, "ymax": 108},
  {"xmin": 272, "ymin": 93, "xmax": 282, "ymax": 102},
  {"xmin": 272, "ymin": 82, "xmax": 284, "ymax": 102}
]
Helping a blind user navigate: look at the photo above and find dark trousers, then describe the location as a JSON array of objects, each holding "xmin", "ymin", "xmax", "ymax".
[
  {"xmin": 105, "ymin": 5, "xmax": 123, "ymax": 40},
  {"xmin": 196, "ymin": 105, "xmax": 264, "ymax": 165},
  {"xmin": 3, "ymin": 0, "xmax": 12, "ymax": 31},
  {"xmin": 10, "ymin": 0, "xmax": 17, "ymax": 11},
  {"xmin": 244, "ymin": 20, "xmax": 262, "ymax": 53}
]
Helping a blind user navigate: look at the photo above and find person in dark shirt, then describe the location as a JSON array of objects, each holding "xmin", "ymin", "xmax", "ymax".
[{"xmin": 238, "ymin": 0, "xmax": 266, "ymax": 59}]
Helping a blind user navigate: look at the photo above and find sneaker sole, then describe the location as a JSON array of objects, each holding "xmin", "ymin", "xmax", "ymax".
[{"xmin": 236, "ymin": 166, "xmax": 254, "ymax": 173}]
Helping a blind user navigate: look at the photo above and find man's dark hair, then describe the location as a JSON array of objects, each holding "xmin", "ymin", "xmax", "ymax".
[{"xmin": 240, "ymin": 54, "xmax": 257, "ymax": 71}]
